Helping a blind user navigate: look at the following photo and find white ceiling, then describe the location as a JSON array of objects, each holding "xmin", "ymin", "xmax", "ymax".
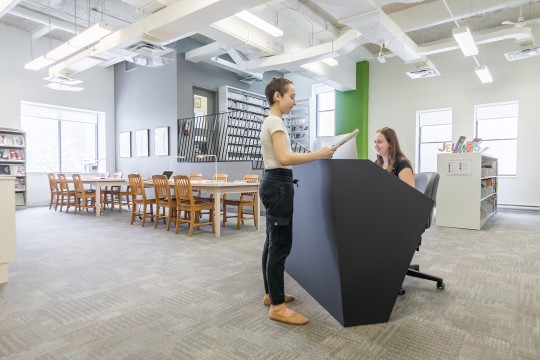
[{"xmin": 2, "ymin": 0, "xmax": 540, "ymax": 90}]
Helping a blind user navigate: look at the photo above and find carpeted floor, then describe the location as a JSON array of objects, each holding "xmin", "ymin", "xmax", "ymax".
[{"xmin": 0, "ymin": 207, "xmax": 539, "ymax": 359}]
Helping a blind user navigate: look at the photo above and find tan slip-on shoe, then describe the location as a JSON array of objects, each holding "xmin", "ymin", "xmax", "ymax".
[
  {"xmin": 263, "ymin": 294, "xmax": 295, "ymax": 306},
  {"xmin": 268, "ymin": 309, "xmax": 309, "ymax": 325}
]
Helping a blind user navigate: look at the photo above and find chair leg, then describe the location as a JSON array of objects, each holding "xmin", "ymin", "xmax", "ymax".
[
  {"xmin": 236, "ymin": 205, "xmax": 242, "ymax": 230},
  {"xmin": 142, "ymin": 204, "xmax": 148, "ymax": 227},
  {"xmin": 406, "ymin": 265, "xmax": 445, "ymax": 290}
]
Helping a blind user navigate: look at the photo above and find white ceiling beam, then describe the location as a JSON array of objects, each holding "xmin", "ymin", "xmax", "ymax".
[
  {"xmin": 9, "ymin": 6, "xmax": 79, "ymax": 34},
  {"xmin": 185, "ymin": 42, "xmax": 229, "ymax": 63},
  {"xmin": 390, "ymin": 0, "xmax": 535, "ymax": 33},
  {"xmin": 297, "ymin": 55, "xmax": 357, "ymax": 91},
  {"xmin": 241, "ymin": 28, "xmax": 364, "ymax": 72},
  {"xmin": 31, "ymin": 25, "xmax": 55, "ymax": 40},
  {"xmin": 0, "ymin": 0, "xmax": 21, "ymax": 18}
]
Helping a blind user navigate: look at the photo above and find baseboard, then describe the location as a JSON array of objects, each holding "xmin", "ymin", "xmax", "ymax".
[{"xmin": 498, "ymin": 204, "xmax": 540, "ymax": 212}]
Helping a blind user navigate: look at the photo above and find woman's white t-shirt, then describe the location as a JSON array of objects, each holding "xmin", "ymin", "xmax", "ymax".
[{"xmin": 260, "ymin": 115, "xmax": 293, "ymax": 170}]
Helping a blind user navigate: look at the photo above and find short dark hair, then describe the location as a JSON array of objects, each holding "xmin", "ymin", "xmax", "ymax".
[{"xmin": 265, "ymin": 77, "xmax": 293, "ymax": 106}]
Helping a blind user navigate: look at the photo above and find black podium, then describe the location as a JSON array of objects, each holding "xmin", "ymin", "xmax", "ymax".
[{"xmin": 287, "ymin": 160, "xmax": 433, "ymax": 327}]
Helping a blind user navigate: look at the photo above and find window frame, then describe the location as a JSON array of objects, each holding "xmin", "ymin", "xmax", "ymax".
[
  {"xmin": 415, "ymin": 107, "xmax": 453, "ymax": 173},
  {"xmin": 474, "ymin": 101, "xmax": 519, "ymax": 177}
]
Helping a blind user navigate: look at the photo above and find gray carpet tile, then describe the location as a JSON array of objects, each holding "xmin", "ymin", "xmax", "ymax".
[{"xmin": 0, "ymin": 207, "xmax": 539, "ymax": 359}]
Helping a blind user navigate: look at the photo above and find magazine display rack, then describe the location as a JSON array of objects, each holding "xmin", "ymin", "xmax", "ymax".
[
  {"xmin": 0, "ymin": 128, "xmax": 26, "ymax": 207},
  {"xmin": 436, "ymin": 152, "xmax": 498, "ymax": 230},
  {"xmin": 285, "ymin": 99, "xmax": 309, "ymax": 148}
]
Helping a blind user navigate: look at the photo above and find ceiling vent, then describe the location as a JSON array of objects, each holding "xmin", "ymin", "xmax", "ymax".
[
  {"xmin": 124, "ymin": 41, "xmax": 175, "ymax": 68},
  {"xmin": 504, "ymin": 47, "xmax": 540, "ymax": 61},
  {"xmin": 406, "ymin": 67, "xmax": 441, "ymax": 79}
]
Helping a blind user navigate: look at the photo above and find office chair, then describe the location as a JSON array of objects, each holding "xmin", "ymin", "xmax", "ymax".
[{"xmin": 401, "ymin": 172, "xmax": 445, "ymax": 294}]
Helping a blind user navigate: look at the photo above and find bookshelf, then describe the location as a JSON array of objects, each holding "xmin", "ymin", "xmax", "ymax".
[
  {"xmin": 218, "ymin": 86, "xmax": 268, "ymax": 166},
  {"xmin": 0, "ymin": 128, "xmax": 26, "ymax": 207},
  {"xmin": 0, "ymin": 176, "xmax": 16, "ymax": 283},
  {"xmin": 285, "ymin": 99, "xmax": 310, "ymax": 148},
  {"xmin": 436, "ymin": 152, "xmax": 498, "ymax": 230}
]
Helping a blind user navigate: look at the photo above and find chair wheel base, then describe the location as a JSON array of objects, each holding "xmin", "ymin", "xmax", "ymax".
[
  {"xmin": 437, "ymin": 281, "xmax": 445, "ymax": 290},
  {"xmin": 398, "ymin": 288, "xmax": 406, "ymax": 296}
]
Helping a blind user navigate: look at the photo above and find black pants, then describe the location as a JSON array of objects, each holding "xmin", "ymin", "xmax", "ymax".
[{"xmin": 260, "ymin": 168, "xmax": 294, "ymax": 306}]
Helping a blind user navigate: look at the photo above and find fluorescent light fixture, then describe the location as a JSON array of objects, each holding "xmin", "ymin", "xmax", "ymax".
[
  {"xmin": 24, "ymin": 23, "xmax": 113, "ymax": 71},
  {"xmin": 45, "ymin": 82, "xmax": 84, "ymax": 92},
  {"xmin": 24, "ymin": 55, "xmax": 56, "ymax": 70},
  {"xmin": 235, "ymin": 10, "xmax": 283, "ymax": 37},
  {"xmin": 475, "ymin": 65, "xmax": 493, "ymax": 83},
  {"xmin": 452, "ymin": 27, "xmax": 478, "ymax": 56},
  {"xmin": 322, "ymin": 58, "xmax": 338, "ymax": 66}
]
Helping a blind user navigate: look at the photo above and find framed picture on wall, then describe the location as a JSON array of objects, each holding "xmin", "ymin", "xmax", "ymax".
[
  {"xmin": 154, "ymin": 127, "xmax": 169, "ymax": 156},
  {"xmin": 119, "ymin": 131, "xmax": 131, "ymax": 158},
  {"xmin": 136, "ymin": 129, "xmax": 149, "ymax": 157}
]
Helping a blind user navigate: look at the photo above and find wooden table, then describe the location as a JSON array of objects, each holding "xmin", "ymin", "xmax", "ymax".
[
  {"xmin": 144, "ymin": 179, "xmax": 260, "ymax": 237},
  {"xmin": 79, "ymin": 177, "xmax": 129, "ymax": 216}
]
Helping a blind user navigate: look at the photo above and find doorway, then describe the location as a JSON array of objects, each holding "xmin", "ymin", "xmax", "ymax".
[{"xmin": 193, "ymin": 87, "xmax": 217, "ymax": 117}]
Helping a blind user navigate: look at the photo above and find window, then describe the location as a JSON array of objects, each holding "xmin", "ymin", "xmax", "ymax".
[
  {"xmin": 316, "ymin": 89, "xmax": 335, "ymax": 137},
  {"xmin": 475, "ymin": 101, "xmax": 518, "ymax": 176},
  {"xmin": 21, "ymin": 102, "xmax": 103, "ymax": 173},
  {"xmin": 416, "ymin": 108, "xmax": 452, "ymax": 173}
]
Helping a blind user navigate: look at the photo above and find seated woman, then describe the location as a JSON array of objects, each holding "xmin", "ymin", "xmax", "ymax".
[{"xmin": 374, "ymin": 127, "xmax": 415, "ymax": 188}]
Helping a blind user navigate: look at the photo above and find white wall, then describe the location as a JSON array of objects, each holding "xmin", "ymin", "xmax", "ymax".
[
  {"xmin": 369, "ymin": 37, "xmax": 540, "ymax": 207},
  {"xmin": 0, "ymin": 24, "xmax": 115, "ymax": 206}
]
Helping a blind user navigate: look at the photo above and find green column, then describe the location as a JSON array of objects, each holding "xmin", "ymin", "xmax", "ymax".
[{"xmin": 335, "ymin": 61, "xmax": 369, "ymax": 159}]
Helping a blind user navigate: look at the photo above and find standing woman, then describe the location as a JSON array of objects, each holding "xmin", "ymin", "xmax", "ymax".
[
  {"xmin": 260, "ymin": 77, "xmax": 335, "ymax": 325},
  {"xmin": 374, "ymin": 127, "xmax": 415, "ymax": 187}
]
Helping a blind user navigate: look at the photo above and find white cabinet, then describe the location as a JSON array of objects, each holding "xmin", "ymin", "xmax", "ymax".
[
  {"xmin": 0, "ymin": 128, "xmax": 26, "ymax": 206},
  {"xmin": 0, "ymin": 177, "xmax": 16, "ymax": 283},
  {"xmin": 436, "ymin": 153, "xmax": 498, "ymax": 230}
]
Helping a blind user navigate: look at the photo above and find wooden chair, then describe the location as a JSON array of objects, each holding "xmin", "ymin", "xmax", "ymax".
[
  {"xmin": 173, "ymin": 175, "xmax": 215, "ymax": 236},
  {"xmin": 72, "ymin": 174, "xmax": 96, "ymax": 215},
  {"xmin": 189, "ymin": 173, "xmax": 203, "ymax": 197},
  {"xmin": 152, "ymin": 175, "xmax": 177, "ymax": 231},
  {"xmin": 128, "ymin": 174, "xmax": 155, "ymax": 227},
  {"xmin": 57, "ymin": 173, "xmax": 76, "ymax": 213},
  {"xmin": 47, "ymin": 173, "xmax": 60, "ymax": 211},
  {"xmin": 109, "ymin": 172, "xmax": 131, "ymax": 212},
  {"xmin": 223, "ymin": 174, "xmax": 259, "ymax": 229}
]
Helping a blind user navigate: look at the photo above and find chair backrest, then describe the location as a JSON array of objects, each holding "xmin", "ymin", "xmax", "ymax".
[
  {"xmin": 173, "ymin": 175, "xmax": 194, "ymax": 206},
  {"xmin": 241, "ymin": 174, "xmax": 260, "ymax": 198},
  {"xmin": 100, "ymin": 172, "xmax": 110, "ymax": 178},
  {"xmin": 47, "ymin": 173, "xmax": 58, "ymax": 192},
  {"xmin": 189, "ymin": 173, "xmax": 203, "ymax": 181},
  {"xmin": 128, "ymin": 173, "xmax": 146, "ymax": 200},
  {"xmin": 57, "ymin": 173, "xmax": 70, "ymax": 191},
  {"xmin": 414, "ymin": 172, "xmax": 440, "ymax": 229},
  {"xmin": 213, "ymin": 173, "xmax": 228, "ymax": 182},
  {"xmin": 112, "ymin": 172, "xmax": 123, "ymax": 179},
  {"xmin": 152, "ymin": 175, "xmax": 173, "ymax": 201},
  {"xmin": 72, "ymin": 174, "xmax": 84, "ymax": 193}
]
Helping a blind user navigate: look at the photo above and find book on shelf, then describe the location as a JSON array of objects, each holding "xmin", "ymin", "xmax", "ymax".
[
  {"xmin": 0, "ymin": 148, "xmax": 9, "ymax": 159},
  {"xmin": 9, "ymin": 149, "xmax": 24, "ymax": 161},
  {"xmin": 0, "ymin": 134, "xmax": 12, "ymax": 146},
  {"xmin": 15, "ymin": 178, "xmax": 25, "ymax": 190},
  {"xmin": 12, "ymin": 135, "xmax": 25, "ymax": 146},
  {"xmin": 11, "ymin": 165, "xmax": 25, "ymax": 176},
  {"xmin": 0, "ymin": 164, "xmax": 11, "ymax": 175}
]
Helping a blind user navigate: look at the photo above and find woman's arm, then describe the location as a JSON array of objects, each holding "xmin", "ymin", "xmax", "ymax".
[
  {"xmin": 398, "ymin": 167, "xmax": 415, "ymax": 188},
  {"xmin": 272, "ymin": 131, "xmax": 335, "ymax": 166}
]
